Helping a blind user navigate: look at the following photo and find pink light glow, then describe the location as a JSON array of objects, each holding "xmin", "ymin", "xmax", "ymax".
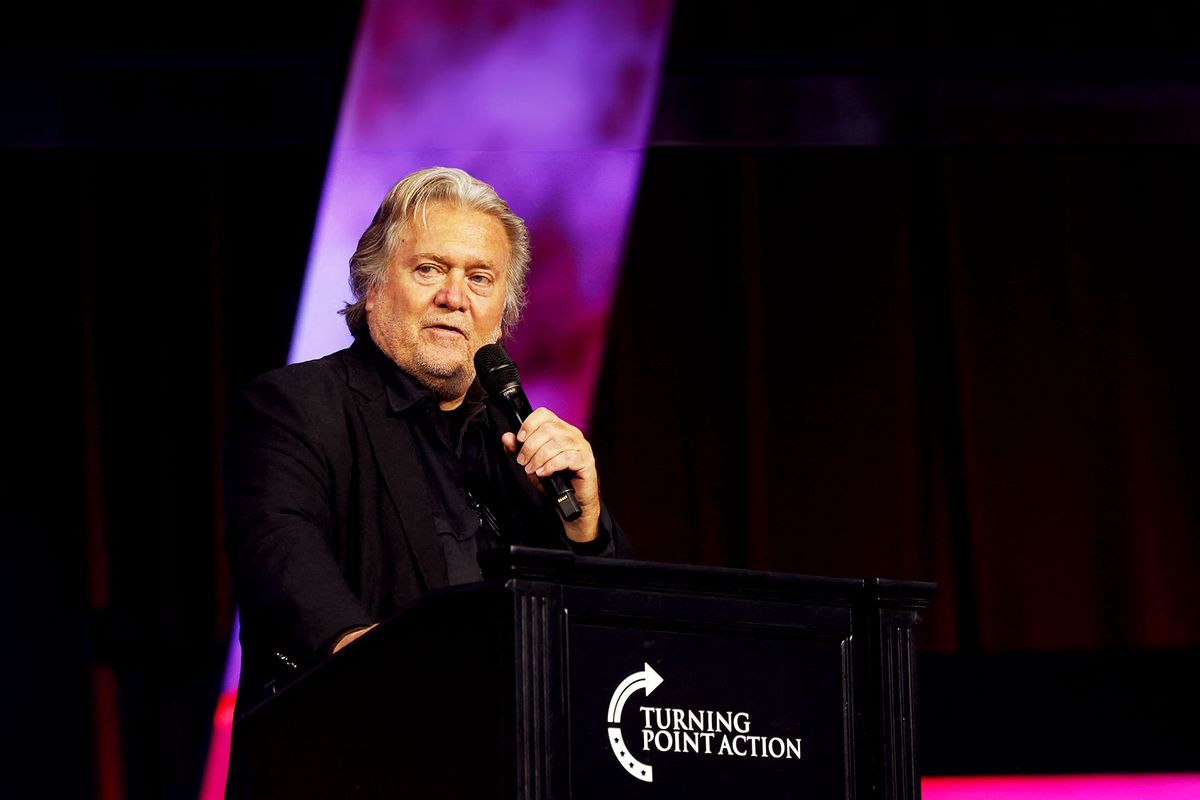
[
  {"xmin": 922, "ymin": 774, "xmax": 1200, "ymax": 799},
  {"xmin": 198, "ymin": 617, "xmax": 240, "ymax": 800},
  {"xmin": 197, "ymin": 691, "xmax": 236, "ymax": 800}
]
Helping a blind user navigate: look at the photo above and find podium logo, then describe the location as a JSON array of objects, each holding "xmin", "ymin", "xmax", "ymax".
[
  {"xmin": 606, "ymin": 662, "xmax": 663, "ymax": 782},
  {"xmin": 606, "ymin": 663, "xmax": 804, "ymax": 784}
]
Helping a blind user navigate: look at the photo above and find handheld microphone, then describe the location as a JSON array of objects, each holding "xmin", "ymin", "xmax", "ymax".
[{"xmin": 473, "ymin": 344, "xmax": 583, "ymax": 521}]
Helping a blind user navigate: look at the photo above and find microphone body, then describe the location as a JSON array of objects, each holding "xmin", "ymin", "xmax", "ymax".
[{"xmin": 474, "ymin": 345, "xmax": 583, "ymax": 521}]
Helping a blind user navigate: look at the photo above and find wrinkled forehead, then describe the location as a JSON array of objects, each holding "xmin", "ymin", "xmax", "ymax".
[{"xmin": 394, "ymin": 202, "xmax": 513, "ymax": 270}]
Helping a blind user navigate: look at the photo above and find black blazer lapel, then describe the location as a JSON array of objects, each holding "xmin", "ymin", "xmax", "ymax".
[
  {"xmin": 358, "ymin": 398, "xmax": 448, "ymax": 590},
  {"xmin": 345, "ymin": 343, "xmax": 448, "ymax": 591}
]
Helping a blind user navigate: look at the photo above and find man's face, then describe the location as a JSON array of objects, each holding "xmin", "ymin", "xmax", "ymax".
[{"xmin": 365, "ymin": 202, "xmax": 511, "ymax": 407}]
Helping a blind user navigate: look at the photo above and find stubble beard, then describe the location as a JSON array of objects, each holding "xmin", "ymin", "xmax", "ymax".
[
  {"xmin": 408, "ymin": 339, "xmax": 473, "ymax": 401},
  {"xmin": 368, "ymin": 309, "xmax": 500, "ymax": 404}
]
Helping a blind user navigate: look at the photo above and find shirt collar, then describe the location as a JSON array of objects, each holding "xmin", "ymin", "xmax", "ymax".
[{"xmin": 358, "ymin": 334, "xmax": 488, "ymax": 416}]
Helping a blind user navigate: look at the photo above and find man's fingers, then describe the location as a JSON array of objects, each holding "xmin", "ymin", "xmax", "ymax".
[
  {"xmin": 532, "ymin": 449, "xmax": 589, "ymax": 478},
  {"xmin": 518, "ymin": 433, "xmax": 594, "ymax": 480},
  {"xmin": 515, "ymin": 407, "xmax": 561, "ymax": 443},
  {"xmin": 503, "ymin": 406, "xmax": 599, "ymax": 509},
  {"xmin": 501, "ymin": 431, "xmax": 519, "ymax": 454},
  {"xmin": 515, "ymin": 410, "xmax": 586, "ymax": 469},
  {"xmin": 516, "ymin": 430, "xmax": 573, "ymax": 469}
]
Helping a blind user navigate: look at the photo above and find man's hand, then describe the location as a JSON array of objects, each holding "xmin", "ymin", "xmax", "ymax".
[
  {"xmin": 332, "ymin": 623, "xmax": 377, "ymax": 653},
  {"xmin": 501, "ymin": 407, "xmax": 601, "ymax": 543}
]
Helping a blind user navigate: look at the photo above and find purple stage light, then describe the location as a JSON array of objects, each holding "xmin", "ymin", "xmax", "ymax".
[{"xmin": 291, "ymin": 0, "xmax": 672, "ymax": 427}]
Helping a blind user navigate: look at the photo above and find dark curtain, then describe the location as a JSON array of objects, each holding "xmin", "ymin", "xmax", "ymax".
[
  {"xmin": 2, "ymin": 6, "xmax": 360, "ymax": 795},
  {"xmin": 591, "ymin": 145, "xmax": 1200, "ymax": 654},
  {"xmin": 4, "ymin": 149, "xmax": 325, "ymax": 798}
]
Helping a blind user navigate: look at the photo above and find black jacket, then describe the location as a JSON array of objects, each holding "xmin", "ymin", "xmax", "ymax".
[{"xmin": 224, "ymin": 336, "xmax": 630, "ymax": 717}]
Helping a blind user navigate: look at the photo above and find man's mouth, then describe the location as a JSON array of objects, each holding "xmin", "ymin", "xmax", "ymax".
[{"xmin": 426, "ymin": 322, "xmax": 466, "ymax": 337}]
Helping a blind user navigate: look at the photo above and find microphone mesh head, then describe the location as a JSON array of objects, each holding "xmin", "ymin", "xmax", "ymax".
[{"xmin": 474, "ymin": 343, "xmax": 521, "ymax": 393}]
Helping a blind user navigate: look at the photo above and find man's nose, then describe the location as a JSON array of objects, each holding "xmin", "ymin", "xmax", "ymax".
[{"xmin": 435, "ymin": 270, "xmax": 467, "ymax": 311}]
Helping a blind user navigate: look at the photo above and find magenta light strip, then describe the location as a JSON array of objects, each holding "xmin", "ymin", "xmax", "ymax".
[
  {"xmin": 923, "ymin": 774, "xmax": 1200, "ymax": 799},
  {"xmin": 200, "ymin": 3, "xmax": 672, "ymax": 797}
]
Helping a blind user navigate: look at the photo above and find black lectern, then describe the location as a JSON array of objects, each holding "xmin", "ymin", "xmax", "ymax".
[{"xmin": 229, "ymin": 546, "xmax": 934, "ymax": 799}]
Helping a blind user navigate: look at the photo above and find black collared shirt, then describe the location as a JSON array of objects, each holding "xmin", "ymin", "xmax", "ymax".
[
  {"xmin": 369, "ymin": 340, "xmax": 611, "ymax": 584},
  {"xmin": 377, "ymin": 357, "xmax": 503, "ymax": 583}
]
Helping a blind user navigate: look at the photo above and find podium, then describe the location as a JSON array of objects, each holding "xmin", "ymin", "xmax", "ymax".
[{"xmin": 229, "ymin": 547, "xmax": 934, "ymax": 799}]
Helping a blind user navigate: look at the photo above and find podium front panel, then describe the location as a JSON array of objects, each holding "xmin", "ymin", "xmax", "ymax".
[{"xmin": 549, "ymin": 582, "xmax": 857, "ymax": 799}]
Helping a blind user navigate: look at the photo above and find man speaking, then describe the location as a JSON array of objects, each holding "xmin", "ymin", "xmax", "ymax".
[{"xmin": 224, "ymin": 167, "xmax": 631, "ymax": 716}]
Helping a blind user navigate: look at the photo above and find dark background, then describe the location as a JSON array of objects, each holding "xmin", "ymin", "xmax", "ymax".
[{"xmin": 4, "ymin": 3, "xmax": 1199, "ymax": 797}]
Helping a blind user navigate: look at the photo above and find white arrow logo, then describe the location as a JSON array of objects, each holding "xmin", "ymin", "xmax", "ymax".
[{"xmin": 606, "ymin": 663, "xmax": 664, "ymax": 782}]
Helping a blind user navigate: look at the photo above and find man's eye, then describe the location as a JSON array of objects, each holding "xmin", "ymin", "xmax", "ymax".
[
  {"xmin": 415, "ymin": 264, "xmax": 439, "ymax": 276},
  {"xmin": 469, "ymin": 273, "xmax": 494, "ymax": 287}
]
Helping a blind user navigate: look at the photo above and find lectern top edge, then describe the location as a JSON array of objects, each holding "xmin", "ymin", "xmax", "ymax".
[{"xmin": 479, "ymin": 545, "xmax": 936, "ymax": 607}]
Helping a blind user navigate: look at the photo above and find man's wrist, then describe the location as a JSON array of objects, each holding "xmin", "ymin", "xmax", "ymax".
[
  {"xmin": 561, "ymin": 503, "xmax": 616, "ymax": 557},
  {"xmin": 561, "ymin": 506, "xmax": 600, "ymax": 543}
]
